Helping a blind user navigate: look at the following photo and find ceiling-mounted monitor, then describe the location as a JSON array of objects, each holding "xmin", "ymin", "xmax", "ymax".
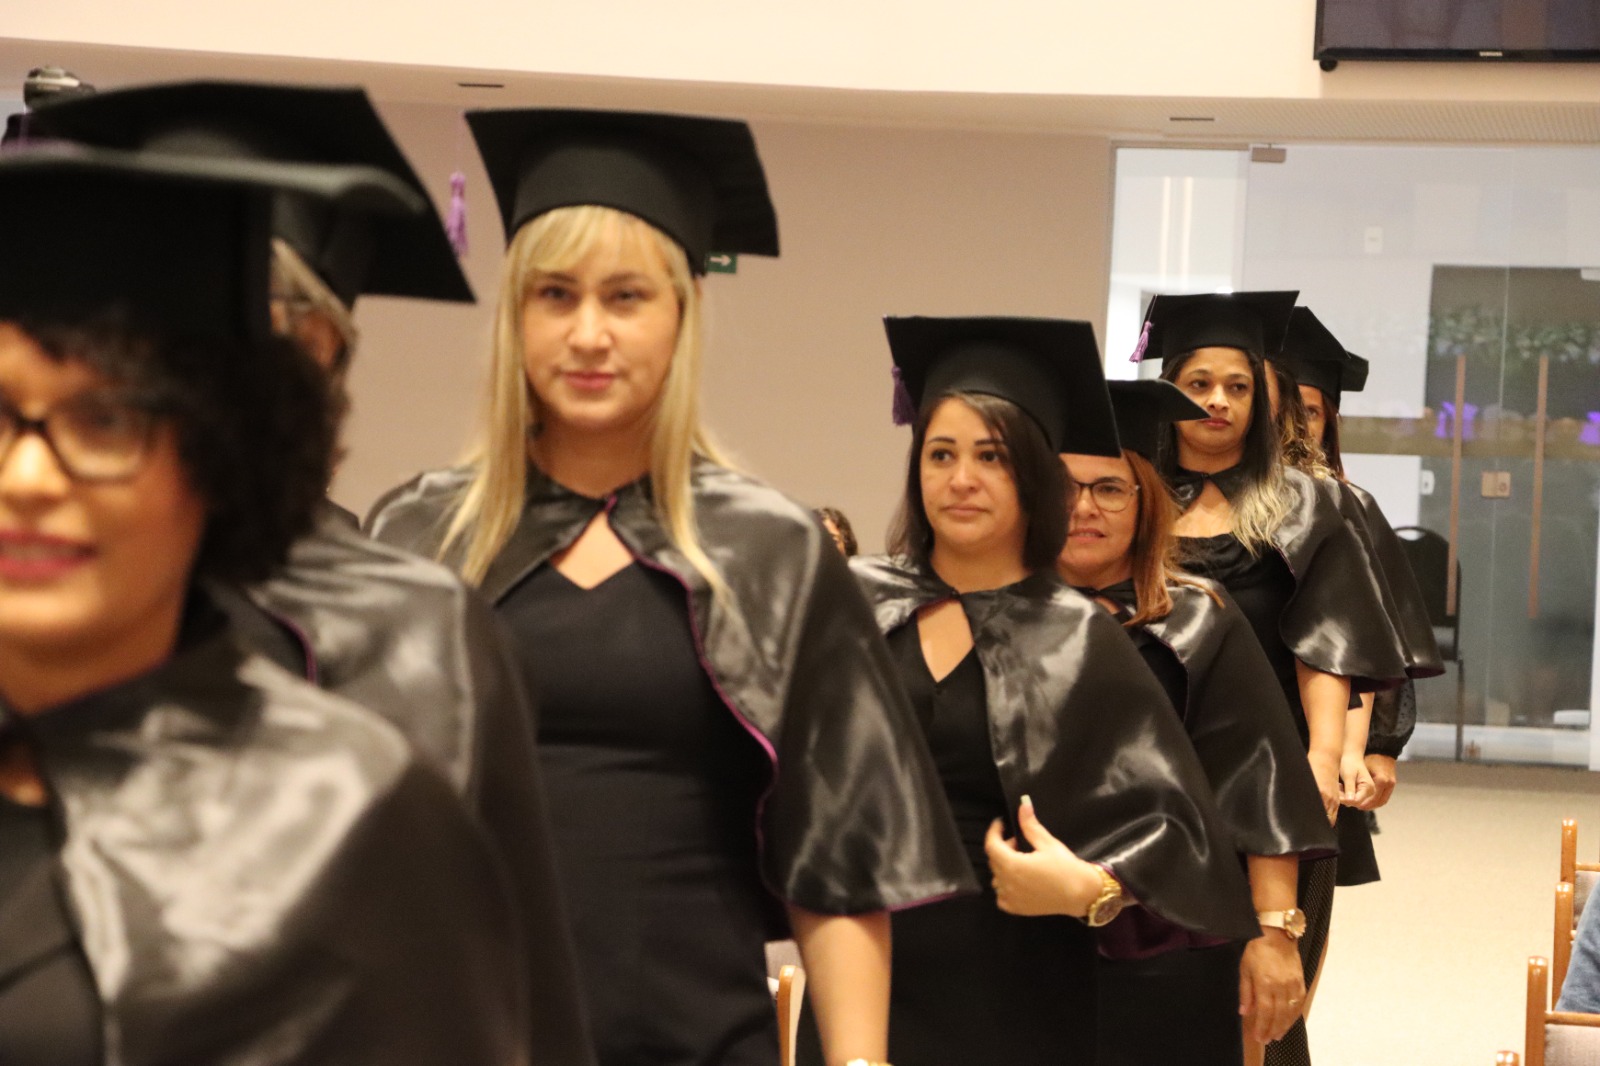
[{"xmin": 1315, "ymin": 0, "xmax": 1600, "ymax": 63}]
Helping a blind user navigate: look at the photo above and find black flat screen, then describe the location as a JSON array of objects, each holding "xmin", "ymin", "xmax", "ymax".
[{"xmin": 1316, "ymin": 0, "xmax": 1600, "ymax": 60}]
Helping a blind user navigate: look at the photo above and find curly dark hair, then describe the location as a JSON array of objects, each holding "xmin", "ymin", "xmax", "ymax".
[
  {"xmin": 814, "ymin": 506, "xmax": 858, "ymax": 557},
  {"xmin": 20, "ymin": 308, "xmax": 336, "ymax": 584},
  {"xmin": 888, "ymin": 390, "xmax": 1067, "ymax": 574}
]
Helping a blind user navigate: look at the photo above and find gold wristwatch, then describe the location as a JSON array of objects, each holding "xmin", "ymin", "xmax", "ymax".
[
  {"xmin": 1083, "ymin": 866, "xmax": 1126, "ymax": 928},
  {"xmin": 1256, "ymin": 908, "xmax": 1307, "ymax": 940}
]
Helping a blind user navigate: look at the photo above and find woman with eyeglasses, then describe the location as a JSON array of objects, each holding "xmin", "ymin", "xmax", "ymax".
[
  {"xmin": 0, "ymin": 154, "xmax": 524, "ymax": 1065},
  {"xmin": 1139, "ymin": 292, "xmax": 1409, "ymax": 1066},
  {"xmin": 34, "ymin": 81, "xmax": 597, "ymax": 1066},
  {"xmin": 834, "ymin": 316, "xmax": 1258, "ymax": 1066},
  {"xmin": 1057, "ymin": 380, "xmax": 1335, "ymax": 1066}
]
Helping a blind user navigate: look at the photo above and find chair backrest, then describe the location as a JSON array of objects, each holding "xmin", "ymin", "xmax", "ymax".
[
  {"xmin": 1529, "ymin": 955, "xmax": 1600, "ymax": 1066},
  {"xmin": 1394, "ymin": 525, "xmax": 1461, "ymax": 632},
  {"xmin": 775, "ymin": 965, "xmax": 806, "ymax": 1066}
]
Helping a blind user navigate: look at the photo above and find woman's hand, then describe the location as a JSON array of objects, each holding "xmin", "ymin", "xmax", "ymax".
[
  {"xmin": 1339, "ymin": 752, "xmax": 1377, "ymax": 809},
  {"xmin": 1305, "ymin": 751, "xmax": 1340, "ymax": 825},
  {"xmin": 1363, "ymin": 754, "xmax": 1398, "ymax": 809},
  {"xmin": 1239, "ymin": 929, "xmax": 1306, "ymax": 1044},
  {"xmin": 984, "ymin": 796, "xmax": 1102, "ymax": 917}
]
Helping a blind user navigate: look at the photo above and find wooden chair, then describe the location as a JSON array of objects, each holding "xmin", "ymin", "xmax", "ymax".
[
  {"xmin": 1557, "ymin": 820, "xmax": 1600, "ymax": 995},
  {"xmin": 1525, "ymin": 956, "xmax": 1600, "ymax": 1066},
  {"xmin": 775, "ymin": 964, "xmax": 807, "ymax": 1066}
]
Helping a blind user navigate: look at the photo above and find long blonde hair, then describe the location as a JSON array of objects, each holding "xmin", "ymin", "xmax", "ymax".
[{"xmin": 440, "ymin": 205, "xmax": 730, "ymax": 590}]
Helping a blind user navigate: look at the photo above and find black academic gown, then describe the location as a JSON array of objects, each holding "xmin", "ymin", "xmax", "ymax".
[
  {"xmin": 211, "ymin": 504, "xmax": 593, "ymax": 1066},
  {"xmin": 1331, "ymin": 480, "xmax": 1443, "ymax": 681},
  {"xmin": 367, "ymin": 462, "xmax": 976, "ymax": 921},
  {"xmin": 1171, "ymin": 466, "xmax": 1410, "ymax": 693},
  {"xmin": 1098, "ymin": 578, "xmax": 1336, "ymax": 863},
  {"xmin": 850, "ymin": 557, "xmax": 1260, "ymax": 941},
  {"xmin": 1, "ymin": 613, "xmax": 526, "ymax": 1066}
]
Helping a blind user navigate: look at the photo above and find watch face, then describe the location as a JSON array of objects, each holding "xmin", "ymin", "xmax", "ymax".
[{"xmin": 1284, "ymin": 909, "xmax": 1307, "ymax": 938}]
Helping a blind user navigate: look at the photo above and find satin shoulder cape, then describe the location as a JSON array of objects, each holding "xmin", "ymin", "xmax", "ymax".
[
  {"xmin": 1136, "ymin": 579, "xmax": 1337, "ymax": 859},
  {"xmin": 368, "ymin": 463, "xmax": 977, "ymax": 919},
  {"xmin": 849, "ymin": 556, "xmax": 1260, "ymax": 943},
  {"xmin": 1176, "ymin": 466, "xmax": 1410, "ymax": 691},
  {"xmin": 1336, "ymin": 481, "xmax": 1445, "ymax": 681},
  {"xmin": 213, "ymin": 505, "xmax": 594, "ymax": 1066},
  {"xmin": 6, "ymin": 627, "xmax": 527, "ymax": 1066}
]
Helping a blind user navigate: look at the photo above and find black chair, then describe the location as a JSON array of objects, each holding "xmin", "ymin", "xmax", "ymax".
[{"xmin": 1394, "ymin": 526, "xmax": 1468, "ymax": 759}]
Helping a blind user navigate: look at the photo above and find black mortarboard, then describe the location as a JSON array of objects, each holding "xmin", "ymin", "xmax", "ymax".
[
  {"xmin": 1278, "ymin": 306, "xmax": 1368, "ymax": 408},
  {"xmin": 0, "ymin": 143, "xmax": 420, "ymax": 344},
  {"xmin": 30, "ymin": 80, "xmax": 472, "ymax": 306},
  {"xmin": 1133, "ymin": 291, "xmax": 1299, "ymax": 369},
  {"xmin": 1108, "ymin": 380, "xmax": 1207, "ymax": 461},
  {"xmin": 883, "ymin": 316, "xmax": 1121, "ymax": 456},
  {"xmin": 465, "ymin": 108, "xmax": 779, "ymax": 273}
]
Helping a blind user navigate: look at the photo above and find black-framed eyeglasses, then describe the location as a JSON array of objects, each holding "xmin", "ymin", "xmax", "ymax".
[
  {"xmin": 0, "ymin": 392, "xmax": 165, "ymax": 483},
  {"xmin": 1070, "ymin": 478, "xmax": 1140, "ymax": 514}
]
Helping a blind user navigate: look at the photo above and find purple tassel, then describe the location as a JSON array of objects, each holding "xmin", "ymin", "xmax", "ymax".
[
  {"xmin": 1129, "ymin": 320, "xmax": 1151, "ymax": 363},
  {"xmin": 891, "ymin": 366, "xmax": 917, "ymax": 426},
  {"xmin": 445, "ymin": 170, "xmax": 469, "ymax": 257}
]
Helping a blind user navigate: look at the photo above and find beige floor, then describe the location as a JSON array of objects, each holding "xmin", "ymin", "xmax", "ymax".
[{"xmin": 1308, "ymin": 760, "xmax": 1600, "ymax": 1066}]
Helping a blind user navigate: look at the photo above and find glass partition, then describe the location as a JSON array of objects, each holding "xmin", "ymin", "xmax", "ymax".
[{"xmin": 1109, "ymin": 143, "xmax": 1600, "ymax": 767}]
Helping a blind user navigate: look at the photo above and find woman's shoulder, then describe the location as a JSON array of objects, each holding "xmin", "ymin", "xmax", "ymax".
[
  {"xmin": 364, "ymin": 465, "xmax": 475, "ymax": 556},
  {"xmin": 689, "ymin": 463, "xmax": 828, "ymax": 550}
]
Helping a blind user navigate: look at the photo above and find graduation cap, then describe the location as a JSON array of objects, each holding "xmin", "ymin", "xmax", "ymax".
[
  {"xmin": 1108, "ymin": 380, "xmax": 1207, "ymax": 461},
  {"xmin": 0, "ymin": 142, "xmax": 420, "ymax": 344},
  {"xmin": 29, "ymin": 80, "xmax": 471, "ymax": 306},
  {"xmin": 1277, "ymin": 306, "xmax": 1369, "ymax": 409},
  {"xmin": 1133, "ymin": 291, "xmax": 1299, "ymax": 369},
  {"xmin": 883, "ymin": 316, "xmax": 1121, "ymax": 456},
  {"xmin": 465, "ymin": 108, "xmax": 778, "ymax": 273}
]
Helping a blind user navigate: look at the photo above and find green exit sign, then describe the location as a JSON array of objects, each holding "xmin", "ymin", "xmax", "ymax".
[{"xmin": 705, "ymin": 252, "xmax": 738, "ymax": 274}]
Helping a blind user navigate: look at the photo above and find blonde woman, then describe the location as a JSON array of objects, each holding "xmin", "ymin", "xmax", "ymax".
[
  {"xmin": 369, "ymin": 109, "xmax": 971, "ymax": 1066},
  {"xmin": 1137, "ymin": 292, "xmax": 1407, "ymax": 1066}
]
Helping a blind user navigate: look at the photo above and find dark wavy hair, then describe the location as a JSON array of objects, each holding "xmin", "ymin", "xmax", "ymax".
[
  {"xmin": 889, "ymin": 390, "xmax": 1067, "ymax": 574},
  {"xmin": 814, "ymin": 506, "xmax": 858, "ymax": 557},
  {"xmin": 20, "ymin": 308, "xmax": 336, "ymax": 584}
]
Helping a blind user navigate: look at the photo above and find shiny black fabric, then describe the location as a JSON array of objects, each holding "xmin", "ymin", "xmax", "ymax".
[
  {"xmin": 849, "ymin": 557, "xmax": 1259, "ymax": 942},
  {"xmin": 6, "ymin": 621, "xmax": 527, "ymax": 1066},
  {"xmin": 1337, "ymin": 481, "xmax": 1444, "ymax": 681},
  {"xmin": 1171, "ymin": 466, "xmax": 1408, "ymax": 692},
  {"xmin": 367, "ymin": 463, "xmax": 977, "ymax": 918},
  {"xmin": 1091, "ymin": 579, "xmax": 1336, "ymax": 861},
  {"xmin": 0, "ymin": 799, "xmax": 100, "ymax": 1066},
  {"xmin": 215, "ymin": 504, "xmax": 594, "ymax": 1066}
]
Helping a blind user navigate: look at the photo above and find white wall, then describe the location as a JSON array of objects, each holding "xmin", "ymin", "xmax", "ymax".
[
  {"xmin": 9, "ymin": 0, "xmax": 1600, "ymax": 104},
  {"xmin": 336, "ymin": 103, "xmax": 1114, "ymax": 553}
]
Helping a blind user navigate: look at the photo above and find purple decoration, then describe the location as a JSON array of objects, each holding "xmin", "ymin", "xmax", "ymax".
[
  {"xmin": 1129, "ymin": 320, "xmax": 1151, "ymax": 363},
  {"xmin": 1435, "ymin": 401, "xmax": 1480, "ymax": 441},
  {"xmin": 891, "ymin": 366, "xmax": 917, "ymax": 426},
  {"xmin": 445, "ymin": 170, "xmax": 468, "ymax": 257},
  {"xmin": 1583, "ymin": 412, "xmax": 1600, "ymax": 447}
]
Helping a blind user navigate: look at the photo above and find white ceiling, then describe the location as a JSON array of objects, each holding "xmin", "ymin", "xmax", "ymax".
[{"xmin": 5, "ymin": 36, "xmax": 1600, "ymax": 146}]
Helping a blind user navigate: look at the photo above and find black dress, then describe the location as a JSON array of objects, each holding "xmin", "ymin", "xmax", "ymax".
[
  {"xmin": 0, "ymin": 796, "xmax": 100, "ymax": 1066},
  {"xmin": 500, "ymin": 561, "xmax": 779, "ymax": 1066},
  {"xmin": 880, "ymin": 623, "xmax": 1096, "ymax": 1066},
  {"xmin": 1179, "ymin": 534, "xmax": 1352, "ymax": 1066}
]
